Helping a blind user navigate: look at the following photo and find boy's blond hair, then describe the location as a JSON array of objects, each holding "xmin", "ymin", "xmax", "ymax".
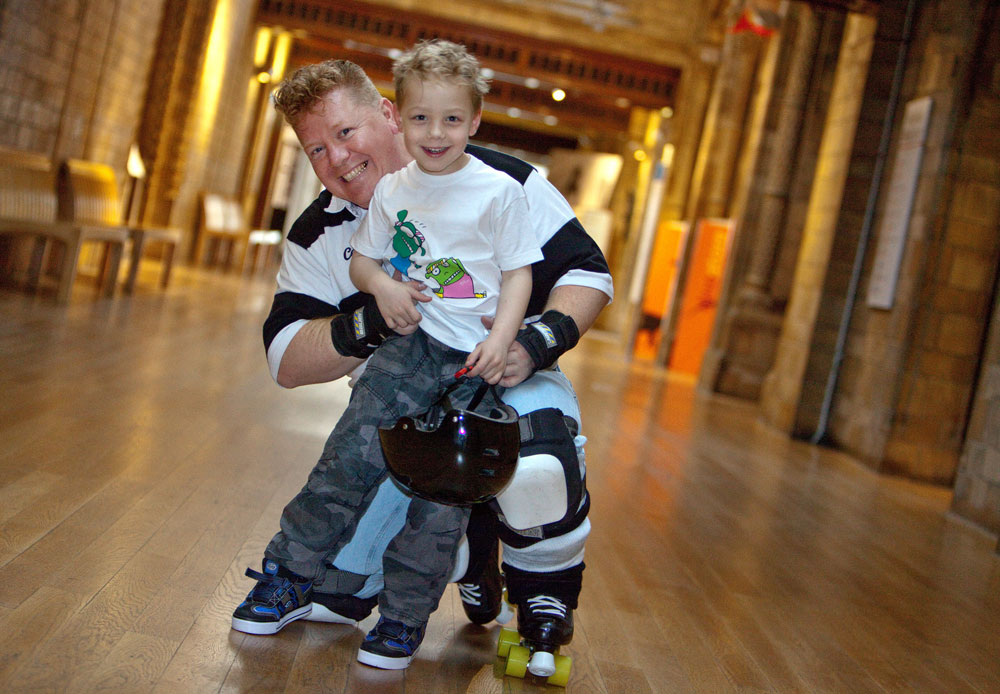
[
  {"xmin": 392, "ymin": 39, "xmax": 490, "ymax": 111},
  {"xmin": 272, "ymin": 59, "xmax": 382, "ymax": 124}
]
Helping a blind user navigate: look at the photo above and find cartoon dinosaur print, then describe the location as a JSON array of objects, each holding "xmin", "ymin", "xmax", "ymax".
[
  {"xmin": 389, "ymin": 210, "xmax": 426, "ymax": 275},
  {"xmin": 425, "ymin": 257, "xmax": 487, "ymax": 299}
]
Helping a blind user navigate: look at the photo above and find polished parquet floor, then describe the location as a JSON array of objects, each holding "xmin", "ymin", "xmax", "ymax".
[{"xmin": 0, "ymin": 264, "xmax": 998, "ymax": 693}]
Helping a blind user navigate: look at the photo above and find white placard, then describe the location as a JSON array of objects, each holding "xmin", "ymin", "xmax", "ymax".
[{"xmin": 867, "ymin": 96, "xmax": 933, "ymax": 309}]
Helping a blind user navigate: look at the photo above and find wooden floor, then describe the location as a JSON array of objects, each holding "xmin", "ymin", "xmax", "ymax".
[{"xmin": 1, "ymin": 264, "xmax": 998, "ymax": 694}]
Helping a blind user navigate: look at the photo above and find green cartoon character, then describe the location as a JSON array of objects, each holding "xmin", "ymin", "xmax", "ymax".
[
  {"xmin": 389, "ymin": 210, "xmax": 426, "ymax": 274},
  {"xmin": 425, "ymin": 257, "xmax": 487, "ymax": 299}
]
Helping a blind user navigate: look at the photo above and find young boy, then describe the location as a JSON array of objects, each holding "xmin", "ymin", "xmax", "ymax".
[
  {"xmin": 271, "ymin": 40, "xmax": 541, "ymax": 670},
  {"xmin": 350, "ymin": 40, "xmax": 538, "ymax": 386}
]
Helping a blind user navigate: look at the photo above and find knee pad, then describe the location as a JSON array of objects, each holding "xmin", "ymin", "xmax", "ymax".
[
  {"xmin": 494, "ymin": 452, "xmax": 566, "ymax": 530},
  {"xmin": 494, "ymin": 408, "xmax": 589, "ymax": 549}
]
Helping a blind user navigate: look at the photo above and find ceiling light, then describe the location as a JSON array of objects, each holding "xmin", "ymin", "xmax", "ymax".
[{"xmin": 551, "ymin": 88, "xmax": 566, "ymax": 102}]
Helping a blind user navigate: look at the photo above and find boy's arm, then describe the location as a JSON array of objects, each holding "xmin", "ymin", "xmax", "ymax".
[
  {"xmin": 490, "ymin": 265, "xmax": 533, "ymax": 347},
  {"xmin": 349, "ymin": 253, "xmax": 427, "ymax": 331},
  {"xmin": 464, "ymin": 265, "xmax": 532, "ymax": 383}
]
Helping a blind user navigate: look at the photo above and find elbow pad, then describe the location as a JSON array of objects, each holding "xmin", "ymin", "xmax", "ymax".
[{"xmin": 514, "ymin": 310, "xmax": 580, "ymax": 371}]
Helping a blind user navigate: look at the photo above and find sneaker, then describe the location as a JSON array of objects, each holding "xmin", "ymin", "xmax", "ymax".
[
  {"xmin": 231, "ymin": 559, "xmax": 313, "ymax": 635},
  {"xmin": 356, "ymin": 616, "xmax": 426, "ymax": 670},
  {"xmin": 307, "ymin": 591, "xmax": 378, "ymax": 625},
  {"xmin": 457, "ymin": 546, "xmax": 512, "ymax": 625},
  {"xmin": 516, "ymin": 595, "xmax": 574, "ymax": 649}
]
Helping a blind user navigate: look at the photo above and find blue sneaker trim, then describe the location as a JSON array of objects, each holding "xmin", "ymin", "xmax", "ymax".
[{"xmin": 231, "ymin": 561, "xmax": 314, "ymax": 635}]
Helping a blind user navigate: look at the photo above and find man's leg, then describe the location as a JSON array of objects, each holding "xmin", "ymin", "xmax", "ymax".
[{"xmin": 471, "ymin": 368, "xmax": 590, "ymax": 652}]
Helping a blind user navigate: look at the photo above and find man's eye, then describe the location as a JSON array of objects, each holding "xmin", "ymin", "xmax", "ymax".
[
  {"xmin": 309, "ymin": 146, "xmax": 323, "ymax": 158},
  {"xmin": 339, "ymin": 128, "xmax": 352, "ymax": 137}
]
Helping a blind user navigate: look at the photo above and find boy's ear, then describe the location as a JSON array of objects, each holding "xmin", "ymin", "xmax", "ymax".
[{"xmin": 469, "ymin": 108, "xmax": 482, "ymax": 137}]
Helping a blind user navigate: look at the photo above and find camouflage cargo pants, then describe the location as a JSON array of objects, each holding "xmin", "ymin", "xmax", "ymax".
[{"xmin": 265, "ymin": 330, "xmax": 502, "ymax": 626}]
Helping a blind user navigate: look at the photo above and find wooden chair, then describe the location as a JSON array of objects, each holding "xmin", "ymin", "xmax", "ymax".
[
  {"xmin": 195, "ymin": 193, "xmax": 282, "ymax": 272},
  {"xmin": 60, "ymin": 159, "xmax": 183, "ymax": 293},
  {"xmin": 0, "ymin": 148, "xmax": 128, "ymax": 302}
]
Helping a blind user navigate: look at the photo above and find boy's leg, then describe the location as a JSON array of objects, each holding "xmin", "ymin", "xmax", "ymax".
[
  {"xmin": 375, "ymin": 374, "xmax": 501, "ymax": 625},
  {"xmin": 359, "ymin": 372, "xmax": 500, "ymax": 669},
  {"xmin": 379, "ymin": 497, "xmax": 471, "ymax": 625},
  {"xmin": 233, "ymin": 335, "xmax": 435, "ymax": 634}
]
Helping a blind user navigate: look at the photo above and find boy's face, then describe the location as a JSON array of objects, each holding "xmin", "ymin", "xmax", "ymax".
[
  {"xmin": 395, "ymin": 78, "xmax": 481, "ymax": 176},
  {"xmin": 293, "ymin": 88, "xmax": 409, "ymax": 208}
]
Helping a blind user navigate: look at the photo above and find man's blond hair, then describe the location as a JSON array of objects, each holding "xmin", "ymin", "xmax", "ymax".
[
  {"xmin": 272, "ymin": 59, "xmax": 382, "ymax": 123},
  {"xmin": 392, "ymin": 39, "xmax": 489, "ymax": 111}
]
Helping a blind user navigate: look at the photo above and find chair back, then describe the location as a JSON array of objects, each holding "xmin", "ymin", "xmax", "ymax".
[
  {"xmin": 59, "ymin": 159, "xmax": 123, "ymax": 226},
  {"xmin": 0, "ymin": 148, "xmax": 59, "ymax": 223}
]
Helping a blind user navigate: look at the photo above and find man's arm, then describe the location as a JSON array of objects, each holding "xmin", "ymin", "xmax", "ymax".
[
  {"xmin": 275, "ymin": 318, "xmax": 364, "ymax": 388},
  {"xmin": 545, "ymin": 283, "xmax": 607, "ymax": 336}
]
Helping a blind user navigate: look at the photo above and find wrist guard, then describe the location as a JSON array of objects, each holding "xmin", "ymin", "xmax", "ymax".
[
  {"xmin": 329, "ymin": 295, "xmax": 394, "ymax": 358},
  {"xmin": 514, "ymin": 310, "xmax": 580, "ymax": 371}
]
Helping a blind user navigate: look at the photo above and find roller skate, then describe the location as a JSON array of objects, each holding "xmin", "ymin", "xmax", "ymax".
[
  {"xmin": 497, "ymin": 595, "xmax": 573, "ymax": 686},
  {"xmin": 457, "ymin": 542, "xmax": 514, "ymax": 625}
]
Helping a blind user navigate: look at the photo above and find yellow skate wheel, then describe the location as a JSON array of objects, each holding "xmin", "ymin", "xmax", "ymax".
[
  {"xmin": 497, "ymin": 628, "xmax": 520, "ymax": 657},
  {"xmin": 546, "ymin": 654, "xmax": 572, "ymax": 687},
  {"xmin": 505, "ymin": 644, "xmax": 530, "ymax": 678}
]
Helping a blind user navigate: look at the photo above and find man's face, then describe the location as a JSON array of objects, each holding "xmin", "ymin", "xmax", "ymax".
[{"xmin": 293, "ymin": 89, "xmax": 410, "ymax": 208}]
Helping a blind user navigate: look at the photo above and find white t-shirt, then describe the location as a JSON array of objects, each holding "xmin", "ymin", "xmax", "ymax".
[
  {"xmin": 351, "ymin": 156, "xmax": 544, "ymax": 351},
  {"xmin": 264, "ymin": 145, "xmax": 614, "ymax": 383}
]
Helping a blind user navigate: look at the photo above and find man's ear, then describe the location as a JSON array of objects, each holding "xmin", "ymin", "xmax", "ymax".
[{"xmin": 380, "ymin": 97, "xmax": 402, "ymax": 132}]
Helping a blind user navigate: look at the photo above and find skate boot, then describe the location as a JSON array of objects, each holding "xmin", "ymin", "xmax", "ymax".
[
  {"xmin": 457, "ymin": 544, "xmax": 514, "ymax": 625},
  {"xmin": 497, "ymin": 595, "xmax": 574, "ymax": 686}
]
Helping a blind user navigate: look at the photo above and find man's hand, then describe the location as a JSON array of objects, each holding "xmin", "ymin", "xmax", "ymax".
[
  {"xmin": 481, "ymin": 316, "xmax": 534, "ymax": 387},
  {"xmin": 497, "ymin": 340, "xmax": 534, "ymax": 387}
]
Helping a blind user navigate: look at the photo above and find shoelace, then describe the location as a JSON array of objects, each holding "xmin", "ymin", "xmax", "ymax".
[
  {"xmin": 526, "ymin": 595, "xmax": 567, "ymax": 618},
  {"xmin": 457, "ymin": 583, "xmax": 483, "ymax": 606}
]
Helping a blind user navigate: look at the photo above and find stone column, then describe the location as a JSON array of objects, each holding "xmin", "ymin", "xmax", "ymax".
[
  {"xmin": 662, "ymin": 0, "xmax": 772, "ymax": 354},
  {"xmin": 759, "ymin": 11, "xmax": 878, "ymax": 435},
  {"xmin": 702, "ymin": 3, "xmax": 824, "ymax": 398}
]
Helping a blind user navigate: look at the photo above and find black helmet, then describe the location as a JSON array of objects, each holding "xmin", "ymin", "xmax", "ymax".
[{"xmin": 379, "ymin": 381, "xmax": 520, "ymax": 506}]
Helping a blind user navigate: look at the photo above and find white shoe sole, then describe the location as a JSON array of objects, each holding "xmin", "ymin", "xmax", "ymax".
[
  {"xmin": 231, "ymin": 603, "xmax": 312, "ymax": 635},
  {"xmin": 356, "ymin": 647, "xmax": 417, "ymax": 670}
]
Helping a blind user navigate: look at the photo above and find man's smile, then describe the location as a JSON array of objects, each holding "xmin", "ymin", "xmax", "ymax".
[{"xmin": 342, "ymin": 161, "xmax": 368, "ymax": 182}]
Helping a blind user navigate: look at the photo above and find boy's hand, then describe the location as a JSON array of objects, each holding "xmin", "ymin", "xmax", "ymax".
[
  {"xmin": 464, "ymin": 335, "xmax": 508, "ymax": 385},
  {"xmin": 373, "ymin": 278, "xmax": 429, "ymax": 333}
]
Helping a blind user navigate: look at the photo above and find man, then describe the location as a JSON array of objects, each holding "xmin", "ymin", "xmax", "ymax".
[{"xmin": 232, "ymin": 58, "xmax": 612, "ymax": 669}]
